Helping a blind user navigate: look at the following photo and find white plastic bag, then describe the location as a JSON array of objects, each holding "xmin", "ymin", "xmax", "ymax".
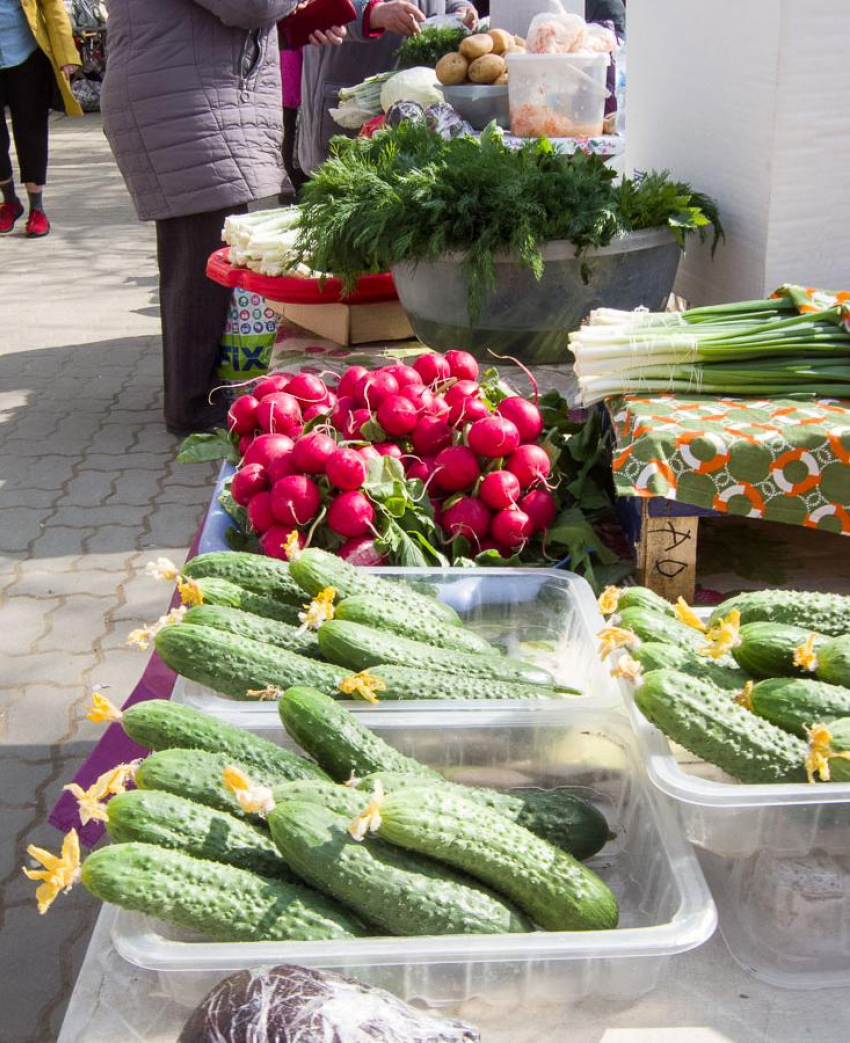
[{"xmin": 527, "ymin": 11, "xmax": 587, "ymax": 54}]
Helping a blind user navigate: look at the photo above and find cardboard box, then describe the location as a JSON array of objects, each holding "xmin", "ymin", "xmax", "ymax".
[
  {"xmin": 269, "ymin": 300, "xmax": 414, "ymax": 346},
  {"xmin": 626, "ymin": 0, "xmax": 850, "ymax": 305}
]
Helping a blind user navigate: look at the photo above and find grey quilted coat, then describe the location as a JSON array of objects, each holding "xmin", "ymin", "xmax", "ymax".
[{"xmin": 102, "ymin": 0, "xmax": 299, "ymax": 221}]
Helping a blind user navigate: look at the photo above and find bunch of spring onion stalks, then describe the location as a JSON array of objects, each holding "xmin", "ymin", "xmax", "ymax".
[
  {"xmin": 570, "ymin": 295, "xmax": 850, "ymax": 405},
  {"xmin": 222, "ymin": 207, "xmax": 317, "ymax": 277}
]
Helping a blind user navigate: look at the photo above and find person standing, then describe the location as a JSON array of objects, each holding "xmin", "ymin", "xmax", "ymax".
[
  {"xmin": 0, "ymin": 0, "xmax": 82, "ymax": 237},
  {"xmin": 101, "ymin": 0, "xmax": 346, "ymax": 436}
]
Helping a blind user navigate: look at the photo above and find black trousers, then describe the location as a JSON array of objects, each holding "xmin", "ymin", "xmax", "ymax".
[
  {"xmin": 155, "ymin": 203, "xmax": 248, "ymax": 434},
  {"xmin": 0, "ymin": 48, "xmax": 54, "ymax": 185}
]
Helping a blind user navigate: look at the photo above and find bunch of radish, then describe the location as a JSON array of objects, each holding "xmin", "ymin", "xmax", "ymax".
[{"xmin": 225, "ymin": 350, "xmax": 558, "ymax": 564}]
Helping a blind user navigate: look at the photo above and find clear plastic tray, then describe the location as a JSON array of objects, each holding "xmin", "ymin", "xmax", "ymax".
[
  {"xmin": 171, "ymin": 564, "xmax": 619, "ymax": 720},
  {"xmin": 619, "ymin": 678, "xmax": 850, "ymax": 989},
  {"xmin": 110, "ymin": 706, "xmax": 716, "ymax": 1008}
]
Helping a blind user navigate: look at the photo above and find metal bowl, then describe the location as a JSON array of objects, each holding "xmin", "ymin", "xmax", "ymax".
[{"xmin": 440, "ymin": 84, "xmax": 510, "ymax": 130}]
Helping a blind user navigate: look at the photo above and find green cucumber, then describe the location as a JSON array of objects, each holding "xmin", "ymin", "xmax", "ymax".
[
  {"xmin": 278, "ymin": 686, "xmax": 441, "ymax": 783},
  {"xmin": 372, "ymin": 785, "xmax": 619, "ymax": 931},
  {"xmin": 815, "ymin": 635, "xmax": 850, "ymax": 688},
  {"xmin": 335, "ymin": 594, "xmax": 495, "ymax": 656},
  {"xmin": 350, "ymin": 663, "xmax": 568, "ymax": 701},
  {"xmin": 630, "ymin": 641, "xmax": 750, "ymax": 691},
  {"xmin": 182, "ymin": 552, "xmax": 304, "ymax": 605},
  {"xmin": 617, "ymin": 587, "xmax": 675, "ymax": 616},
  {"xmin": 616, "ymin": 607, "xmax": 705, "ymax": 651},
  {"xmin": 119, "ymin": 699, "xmax": 326, "ymax": 780},
  {"xmin": 106, "ymin": 789, "xmax": 294, "ymax": 879},
  {"xmin": 80, "ymin": 843, "xmax": 365, "ymax": 940},
  {"xmin": 810, "ymin": 718, "xmax": 850, "ymax": 782},
  {"xmin": 709, "ymin": 589, "xmax": 850, "ymax": 638},
  {"xmin": 317, "ymin": 619, "xmax": 555, "ymax": 687},
  {"xmin": 183, "ymin": 604, "xmax": 321, "ymax": 658},
  {"xmin": 289, "ymin": 547, "xmax": 460, "ymax": 624},
  {"xmin": 731, "ymin": 622, "xmax": 825, "ymax": 679},
  {"xmin": 155, "ymin": 623, "xmax": 347, "ymax": 700},
  {"xmin": 635, "ymin": 669, "xmax": 808, "ymax": 783},
  {"xmin": 269, "ymin": 801, "xmax": 531, "ymax": 936},
  {"xmin": 193, "ymin": 576, "xmax": 302, "ymax": 625},
  {"xmin": 747, "ymin": 677, "xmax": 850, "ymax": 738},
  {"xmin": 272, "ymin": 779, "xmax": 365, "ymax": 818}
]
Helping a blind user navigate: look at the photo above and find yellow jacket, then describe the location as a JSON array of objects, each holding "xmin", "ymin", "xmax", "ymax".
[{"xmin": 20, "ymin": 0, "xmax": 84, "ymax": 117}]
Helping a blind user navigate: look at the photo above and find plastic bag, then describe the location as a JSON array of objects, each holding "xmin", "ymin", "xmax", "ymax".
[
  {"xmin": 178, "ymin": 964, "xmax": 480, "ymax": 1043},
  {"xmin": 527, "ymin": 11, "xmax": 586, "ymax": 54}
]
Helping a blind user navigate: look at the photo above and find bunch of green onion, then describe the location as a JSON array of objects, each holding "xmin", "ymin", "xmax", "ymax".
[
  {"xmin": 222, "ymin": 207, "xmax": 316, "ymax": 277},
  {"xmin": 330, "ymin": 72, "xmax": 394, "ymax": 130},
  {"xmin": 571, "ymin": 296, "xmax": 850, "ymax": 405}
]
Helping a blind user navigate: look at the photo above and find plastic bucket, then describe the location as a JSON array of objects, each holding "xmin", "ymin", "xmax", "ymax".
[{"xmin": 507, "ymin": 52, "xmax": 610, "ymax": 138}]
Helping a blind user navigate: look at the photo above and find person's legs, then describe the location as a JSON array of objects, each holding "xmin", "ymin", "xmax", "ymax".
[
  {"xmin": 155, "ymin": 204, "xmax": 248, "ymax": 435},
  {"xmin": 0, "ymin": 67, "xmax": 26, "ymax": 233},
  {"xmin": 3, "ymin": 50, "xmax": 53, "ymax": 236}
]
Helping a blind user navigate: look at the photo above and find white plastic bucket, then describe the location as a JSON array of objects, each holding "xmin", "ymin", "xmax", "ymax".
[{"xmin": 507, "ymin": 52, "xmax": 610, "ymax": 138}]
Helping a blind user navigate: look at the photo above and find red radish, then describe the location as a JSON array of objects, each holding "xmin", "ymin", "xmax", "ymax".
[
  {"xmin": 399, "ymin": 385, "xmax": 435, "ymax": 412},
  {"xmin": 288, "ymin": 425, "xmax": 304, "ymax": 439},
  {"xmin": 478, "ymin": 539, "xmax": 508, "ymax": 557},
  {"xmin": 291, "ymin": 432, "xmax": 336, "ymax": 474},
  {"xmin": 260, "ymin": 525, "xmax": 303, "ymax": 560},
  {"xmin": 242, "ymin": 433, "xmax": 294, "ymax": 468},
  {"xmin": 238, "ymin": 434, "xmax": 253, "ymax": 456},
  {"xmin": 444, "ymin": 350, "xmax": 479, "ymax": 381},
  {"xmin": 507, "ymin": 444, "xmax": 552, "ymax": 489},
  {"xmin": 448, "ymin": 396, "xmax": 489, "ymax": 427},
  {"xmin": 331, "ymin": 395, "xmax": 354, "ymax": 430},
  {"xmin": 491, "ymin": 507, "xmax": 532, "ymax": 549},
  {"xmin": 327, "ymin": 491, "xmax": 375, "ymax": 538},
  {"xmin": 338, "ymin": 535, "xmax": 387, "ymax": 566},
  {"xmin": 520, "ymin": 489, "xmax": 557, "ymax": 534},
  {"xmin": 302, "ymin": 403, "xmax": 331, "ymax": 422},
  {"xmin": 413, "ymin": 353, "xmax": 451, "ymax": 386},
  {"xmin": 325, "ymin": 448, "xmax": 367, "ymax": 491},
  {"xmin": 374, "ymin": 443, "xmax": 403, "ymax": 459},
  {"xmin": 227, "ymin": 394, "xmax": 260, "ymax": 435},
  {"xmin": 496, "ymin": 396, "xmax": 544, "ymax": 442},
  {"xmin": 267, "ymin": 453, "xmax": 297, "ymax": 484},
  {"xmin": 411, "ymin": 415, "xmax": 452, "ymax": 456},
  {"xmin": 444, "ymin": 380, "xmax": 480, "ymax": 407},
  {"xmin": 433, "ymin": 445, "xmax": 480, "ymax": 492},
  {"xmin": 467, "ymin": 415, "xmax": 521, "ymax": 459},
  {"xmin": 355, "ymin": 371, "xmax": 399, "ymax": 409},
  {"xmin": 377, "ymin": 394, "xmax": 419, "ymax": 436},
  {"xmin": 342, "ymin": 408, "xmax": 372, "ymax": 439},
  {"xmin": 479, "ymin": 470, "xmax": 521, "ymax": 510},
  {"xmin": 406, "ymin": 457, "xmax": 436, "ymax": 483},
  {"xmin": 270, "ymin": 475, "xmax": 321, "ymax": 526},
  {"xmin": 428, "ymin": 394, "xmax": 451, "ymax": 419},
  {"xmin": 286, "ymin": 373, "xmax": 328, "ymax": 406},
  {"xmin": 231, "ymin": 463, "xmax": 268, "ymax": 506},
  {"xmin": 322, "ymin": 390, "xmax": 338, "ymax": 410},
  {"xmin": 256, "ymin": 393, "xmax": 302, "ymax": 434},
  {"xmin": 358, "ymin": 444, "xmax": 382, "ymax": 464},
  {"xmin": 430, "ymin": 497, "xmax": 444, "ymax": 523},
  {"xmin": 383, "ymin": 364, "xmax": 423, "ymax": 388},
  {"xmin": 246, "ymin": 491, "xmax": 275, "ymax": 533},
  {"xmin": 253, "ymin": 373, "xmax": 291, "ymax": 399},
  {"xmin": 441, "ymin": 496, "xmax": 491, "ymax": 543},
  {"xmin": 337, "ymin": 365, "xmax": 368, "ymax": 398}
]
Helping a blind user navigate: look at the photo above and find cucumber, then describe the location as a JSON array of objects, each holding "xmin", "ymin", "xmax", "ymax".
[
  {"xmin": 80, "ymin": 843, "xmax": 365, "ymax": 940},
  {"xmin": 815, "ymin": 635, "xmax": 850, "ymax": 688},
  {"xmin": 336, "ymin": 594, "xmax": 496, "ymax": 656},
  {"xmin": 709, "ymin": 589, "xmax": 850, "ymax": 638},
  {"xmin": 618, "ymin": 587, "xmax": 675, "ymax": 616},
  {"xmin": 747, "ymin": 678, "xmax": 850, "ymax": 738},
  {"xmin": 731, "ymin": 622, "xmax": 826, "ymax": 679},
  {"xmin": 630, "ymin": 641, "xmax": 750, "ymax": 692},
  {"xmin": 350, "ymin": 663, "xmax": 569, "ymax": 701},
  {"xmin": 272, "ymin": 779, "xmax": 366, "ymax": 818},
  {"xmin": 269, "ymin": 801, "xmax": 531, "ymax": 936},
  {"xmin": 119, "ymin": 699, "xmax": 326, "ymax": 780},
  {"xmin": 192, "ymin": 576, "xmax": 302, "ymax": 625},
  {"xmin": 616, "ymin": 607, "xmax": 704, "ymax": 651},
  {"xmin": 634, "ymin": 669, "xmax": 808, "ymax": 783},
  {"xmin": 278, "ymin": 686, "xmax": 441, "ymax": 783},
  {"xmin": 182, "ymin": 552, "xmax": 304, "ymax": 605},
  {"xmin": 183, "ymin": 604, "xmax": 321, "ymax": 658},
  {"xmin": 289, "ymin": 547, "xmax": 460, "ymax": 625},
  {"xmin": 106, "ymin": 789, "xmax": 294, "ymax": 879},
  {"xmin": 155, "ymin": 623, "xmax": 347, "ymax": 700},
  {"xmin": 372, "ymin": 785, "xmax": 619, "ymax": 931},
  {"xmin": 317, "ymin": 619, "xmax": 555, "ymax": 687},
  {"xmin": 809, "ymin": 718, "xmax": 850, "ymax": 783}
]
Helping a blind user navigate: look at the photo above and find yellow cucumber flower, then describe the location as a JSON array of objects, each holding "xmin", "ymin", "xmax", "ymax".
[
  {"xmin": 805, "ymin": 723, "xmax": 850, "ymax": 783},
  {"xmin": 610, "ymin": 653, "xmax": 644, "ymax": 684},
  {"xmin": 674, "ymin": 597, "xmax": 707, "ymax": 632},
  {"xmin": 84, "ymin": 689, "xmax": 123, "ymax": 724},
  {"xmin": 221, "ymin": 765, "xmax": 276, "ymax": 817},
  {"xmin": 245, "ymin": 685, "xmax": 283, "ymax": 701},
  {"xmin": 63, "ymin": 762, "xmax": 136, "ymax": 825},
  {"xmin": 298, "ymin": 587, "xmax": 337, "ymax": 632},
  {"xmin": 735, "ymin": 681, "xmax": 754, "ymax": 711},
  {"xmin": 127, "ymin": 605, "xmax": 189, "ymax": 650},
  {"xmin": 597, "ymin": 586, "xmax": 622, "ymax": 616},
  {"xmin": 338, "ymin": 671, "xmax": 386, "ymax": 704},
  {"xmin": 126, "ymin": 626, "xmax": 154, "ymax": 650},
  {"xmin": 145, "ymin": 557, "xmax": 180, "ymax": 582},
  {"xmin": 23, "ymin": 829, "xmax": 81, "ymax": 914},
  {"xmin": 597, "ymin": 625, "xmax": 639, "ymax": 661},
  {"xmin": 699, "ymin": 610, "xmax": 741, "ymax": 660},
  {"xmin": 284, "ymin": 530, "xmax": 302, "ymax": 561},
  {"xmin": 348, "ymin": 779, "xmax": 385, "ymax": 842},
  {"xmin": 793, "ymin": 633, "xmax": 819, "ymax": 673},
  {"xmin": 177, "ymin": 577, "xmax": 204, "ymax": 607}
]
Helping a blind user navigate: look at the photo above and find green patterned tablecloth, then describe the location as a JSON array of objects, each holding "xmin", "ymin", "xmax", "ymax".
[{"xmin": 610, "ymin": 395, "xmax": 850, "ymax": 534}]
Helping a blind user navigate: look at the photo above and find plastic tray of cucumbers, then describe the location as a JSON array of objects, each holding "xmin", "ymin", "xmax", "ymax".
[{"xmin": 97, "ymin": 691, "xmax": 716, "ymax": 1008}]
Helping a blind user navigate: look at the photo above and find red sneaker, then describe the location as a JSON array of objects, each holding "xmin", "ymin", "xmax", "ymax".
[
  {"xmin": 25, "ymin": 210, "xmax": 50, "ymax": 238},
  {"xmin": 0, "ymin": 201, "xmax": 24, "ymax": 234}
]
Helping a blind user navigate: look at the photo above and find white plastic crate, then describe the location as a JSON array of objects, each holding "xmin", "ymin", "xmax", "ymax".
[{"xmin": 110, "ymin": 705, "xmax": 716, "ymax": 1008}]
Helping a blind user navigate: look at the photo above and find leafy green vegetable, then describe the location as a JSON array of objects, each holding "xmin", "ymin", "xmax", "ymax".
[
  {"xmin": 395, "ymin": 26, "xmax": 468, "ymax": 69},
  {"xmin": 177, "ymin": 430, "xmax": 240, "ymax": 465}
]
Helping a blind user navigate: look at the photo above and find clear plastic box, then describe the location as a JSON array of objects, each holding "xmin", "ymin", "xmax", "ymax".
[
  {"xmin": 110, "ymin": 705, "xmax": 717, "ymax": 1008},
  {"xmin": 620, "ymin": 681, "xmax": 850, "ymax": 989},
  {"xmin": 507, "ymin": 52, "xmax": 610, "ymax": 138},
  {"xmin": 172, "ymin": 564, "xmax": 620, "ymax": 721}
]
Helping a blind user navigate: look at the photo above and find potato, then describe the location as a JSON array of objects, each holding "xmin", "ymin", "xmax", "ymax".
[
  {"xmin": 436, "ymin": 52, "xmax": 469, "ymax": 86},
  {"xmin": 459, "ymin": 33, "xmax": 494, "ymax": 60},
  {"xmin": 468, "ymin": 54, "xmax": 506, "ymax": 85},
  {"xmin": 513, "ymin": 35, "xmax": 525, "ymax": 47},
  {"xmin": 487, "ymin": 29, "xmax": 513, "ymax": 54},
  {"xmin": 495, "ymin": 71, "xmax": 508, "ymax": 85}
]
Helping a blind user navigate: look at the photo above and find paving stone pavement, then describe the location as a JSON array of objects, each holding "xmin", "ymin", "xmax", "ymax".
[{"xmin": 0, "ymin": 114, "xmax": 219, "ymax": 1042}]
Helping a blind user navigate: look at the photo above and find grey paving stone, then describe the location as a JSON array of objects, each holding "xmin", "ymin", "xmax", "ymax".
[
  {"xmin": 0, "ymin": 596, "xmax": 58, "ymax": 655},
  {"xmin": 29, "ymin": 526, "xmax": 95, "ymax": 560}
]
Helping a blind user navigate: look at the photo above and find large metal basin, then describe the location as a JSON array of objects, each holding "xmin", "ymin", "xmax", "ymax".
[{"xmin": 391, "ymin": 228, "xmax": 681, "ymax": 365}]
